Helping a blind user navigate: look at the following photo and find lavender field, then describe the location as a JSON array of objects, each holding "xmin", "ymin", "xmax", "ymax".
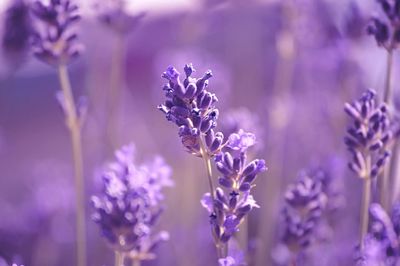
[{"xmin": 1, "ymin": 0, "xmax": 399, "ymax": 265}]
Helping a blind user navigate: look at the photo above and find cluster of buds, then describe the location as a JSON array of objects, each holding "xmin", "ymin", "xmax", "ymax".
[
  {"xmin": 159, "ymin": 65, "xmax": 224, "ymax": 157},
  {"xmin": 367, "ymin": 0, "xmax": 400, "ymax": 50},
  {"xmin": 281, "ymin": 172, "xmax": 327, "ymax": 252},
  {"xmin": 2, "ymin": 0, "xmax": 32, "ymax": 66},
  {"xmin": 159, "ymin": 65, "xmax": 267, "ymax": 260},
  {"xmin": 91, "ymin": 144, "xmax": 173, "ymax": 259},
  {"xmin": 201, "ymin": 130, "xmax": 266, "ymax": 244},
  {"xmin": 31, "ymin": 0, "xmax": 83, "ymax": 66},
  {"xmin": 344, "ymin": 90, "xmax": 392, "ymax": 179}
]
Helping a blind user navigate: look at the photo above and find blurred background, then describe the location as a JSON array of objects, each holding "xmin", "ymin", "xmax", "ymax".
[{"xmin": 0, "ymin": 0, "xmax": 397, "ymax": 265}]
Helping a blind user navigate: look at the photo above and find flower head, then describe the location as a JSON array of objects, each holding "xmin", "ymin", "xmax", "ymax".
[
  {"xmin": 280, "ymin": 172, "xmax": 327, "ymax": 252},
  {"xmin": 367, "ymin": 0, "xmax": 400, "ymax": 49},
  {"xmin": 201, "ymin": 130, "xmax": 266, "ymax": 243},
  {"xmin": 92, "ymin": 144, "xmax": 173, "ymax": 256},
  {"xmin": 31, "ymin": 0, "xmax": 83, "ymax": 66},
  {"xmin": 344, "ymin": 90, "xmax": 393, "ymax": 179},
  {"xmin": 158, "ymin": 64, "xmax": 224, "ymax": 156},
  {"xmin": 2, "ymin": 0, "xmax": 32, "ymax": 67}
]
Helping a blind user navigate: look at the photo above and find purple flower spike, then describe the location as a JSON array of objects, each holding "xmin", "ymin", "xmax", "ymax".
[
  {"xmin": 92, "ymin": 143, "xmax": 173, "ymax": 256},
  {"xmin": 280, "ymin": 172, "xmax": 327, "ymax": 253},
  {"xmin": 202, "ymin": 130, "xmax": 265, "ymax": 244},
  {"xmin": 31, "ymin": 0, "xmax": 83, "ymax": 66},
  {"xmin": 158, "ymin": 64, "xmax": 223, "ymax": 156},
  {"xmin": 344, "ymin": 90, "xmax": 394, "ymax": 179},
  {"xmin": 367, "ymin": 0, "xmax": 400, "ymax": 50},
  {"xmin": 158, "ymin": 64, "xmax": 266, "ymax": 265},
  {"xmin": 2, "ymin": 0, "xmax": 32, "ymax": 67}
]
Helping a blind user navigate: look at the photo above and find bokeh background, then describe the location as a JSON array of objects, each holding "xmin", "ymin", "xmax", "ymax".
[{"xmin": 0, "ymin": 0, "xmax": 398, "ymax": 265}]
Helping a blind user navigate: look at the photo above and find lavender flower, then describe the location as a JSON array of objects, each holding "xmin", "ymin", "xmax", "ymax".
[
  {"xmin": 280, "ymin": 172, "xmax": 327, "ymax": 254},
  {"xmin": 95, "ymin": 0, "xmax": 145, "ymax": 34},
  {"xmin": 2, "ymin": 0, "xmax": 32, "ymax": 66},
  {"xmin": 360, "ymin": 203, "xmax": 400, "ymax": 265},
  {"xmin": 91, "ymin": 144, "xmax": 172, "ymax": 258},
  {"xmin": 367, "ymin": 0, "xmax": 400, "ymax": 49},
  {"xmin": 159, "ymin": 64, "xmax": 266, "ymax": 262},
  {"xmin": 201, "ymin": 130, "xmax": 266, "ymax": 244},
  {"xmin": 158, "ymin": 64, "xmax": 224, "ymax": 157},
  {"xmin": 344, "ymin": 89, "xmax": 392, "ymax": 179},
  {"xmin": 31, "ymin": 0, "xmax": 83, "ymax": 66}
]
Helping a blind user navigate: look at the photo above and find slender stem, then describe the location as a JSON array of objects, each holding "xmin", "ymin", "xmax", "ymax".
[
  {"xmin": 224, "ymin": 240, "xmax": 229, "ymax": 258},
  {"xmin": 198, "ymin": 135, "xmax": 226, "ymax": 258},
  {"xmin": 380, "ymin": 49, "xmax": 394, "ymax": 210},
  {"xmin": 391, "ymin": 141, "xmax": 400, "ymax": 202},
  {"xmin": 199, "ymin": 142, "xmax": 215, "ymax": 201},
  {"xmin": 360, "ymin": 151, "xmax": 372, "ymax": 250},
  {"xmin": 57, "ymin": 65, "xmax": 87, "ymax": 266},
  {"xmin": 115, "ymin": 251, "xmax": 124, "ymax": 266},
  {"xmin": 383, "ymin": 49, "xmax": 393, "ymax": 104},
  {"xmin": 107, "ymin": 33, "xmax": 124, "ymax": 151}
]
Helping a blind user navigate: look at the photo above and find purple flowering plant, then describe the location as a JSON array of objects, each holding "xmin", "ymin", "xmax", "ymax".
[
  {"xmin": 158, "ymin": 64, "xmax": 266, "ymax": 262},
  {"xmin": 273, "ymin": 171, "xmax": 327, "ymax": 265},
  {"xmin": 92, "ymin": 144, "xmax": 173, "ymax": 265},
  {"xmin": 344, "ymin": 89, "xmax": 395, "ymax": 248},
  {"xmin": 6, "ymin": 0, "xmax": 400, "ymax": 265},
  {"xmin": 31, "ymin": 0, "xmax": 82, "ymax": 66},
  {"xmin": 30, "ymin": 1, "xmax": 87, "ymax": 265}
]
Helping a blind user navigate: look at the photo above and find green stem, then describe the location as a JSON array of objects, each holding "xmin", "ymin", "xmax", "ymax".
[{"xmin": 57, "ymin": 64, "xmax": 87, "ymax": 266}]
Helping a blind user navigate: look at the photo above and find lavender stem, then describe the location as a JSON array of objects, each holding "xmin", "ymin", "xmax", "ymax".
[
  {"xmin": 198, "ymin": 132, "xmax": 228, "ymax": 259},
  {"xmin": 380, "ymin": 49, "xmax": 394, "ymax": 210},
  {"xmin": 199, "ymin": 139, "xmax": 215, "ymax": 202},
  {"xmin": 107, "ymin": 33, "xmax": 125, "ymax": 151},
  {"xmin": 198, "ymin": 136, "xmax": 225, "ymax": 258},
  {"xmin": 57, "ymin": 64, "xmax": 87, "ymax": 266},
  {"xmin": 360, "ymin": 156, "xmax": 372, "ymax": 249},
  {"xmin": 114, "ymin": 251, "xmax": 124, "ymax": 266},
  {"xmin": 383, "ymin": 49, "xmax": 393, "ymax": 104}
]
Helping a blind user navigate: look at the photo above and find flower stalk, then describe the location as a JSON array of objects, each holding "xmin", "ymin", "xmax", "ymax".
[
  {"xmin": 115, "ymin": 251, "xmax": 124, "ymax": 266},
  {"xmin": 57, "ymin": 64, "xmax": 87, "ymax": 266},
  {"xmin": 107, "ymin": 33, "xmax": 125, "ymax": 150},
  {"xmin": 199, "ymin": 136, "xmax": 227, "ymax": 258},
  {"xmin": 360, "ymin": 171, "xmax": 371, "ymax": 248},
  {"xmin": 158, "ymin": 65, "xmax": 266, "ymax": 264},
  {"xmin": 380, "ymin": 49, "xmax": 394, "ymax": 210}
]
